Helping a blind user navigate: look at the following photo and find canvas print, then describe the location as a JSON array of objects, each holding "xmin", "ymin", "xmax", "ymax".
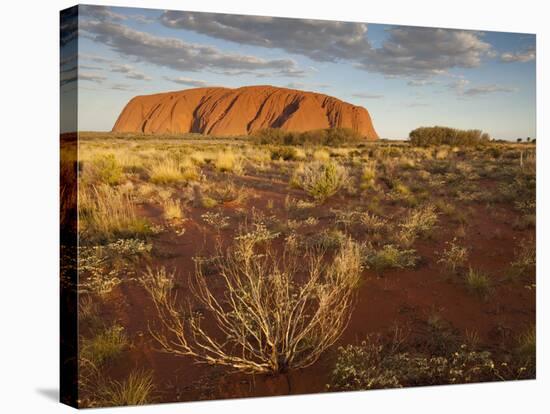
[{"xmin": 60, "ymin": 4, "xmax": 536, "ymax": 408}]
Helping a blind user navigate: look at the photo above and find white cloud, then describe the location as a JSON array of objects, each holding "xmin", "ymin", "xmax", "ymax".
[
  {"xmin": 80, "ymin": 5, "xmax": 127, "ymax": 21},
  {"xmin": 405, "ymin": 102, "xmax": 429, "ymax": 107},
  {"xmin": 110, "ymin": 63, "xmax": 151, "ymax": 81},
  {"xmin": 129, "ymin": 14, "xmax": 155, "ymax": 25},
  {"xmin": 463, "ymin": 84, "xmax": 517, "ymax": 96},
  {"xmin": 447, "ymin": 79, "xmax": 517, "ymax": 96},
  {"xmin": 285, "ymin": 82, "xmax": 330, "ymax": 90},
  {"xmin": 80, "ymin": 20, "xmax": 305, "ymax": 77},
  {"xmin": 352, "ymin": 92, "xmax": 384, "ymax": 99},
  {"xmin": 500, "ymin": 46, "xmax": 535, "ymax": 63},
  {"xmin": 160, "ymin": 11, "xmax": 370, "ymax": 62},
  {"xmin": 159, "ymin": 12, "xmax": 494, "ymax": 79},
  {"xmin": 163, "ymin": 76, "xmax": 210, "ymax": 87},
  {"xmin": 80, "ymin": 53, "xmax": 113, "ymax": 64},
  {"xmin": 111, "ymin": 83, "xmax": 135, "ymax": 91},
  {"xmin": 79, "ymin": 72, "xmax": 107, "ymax": 83},
  {"xmin": 407, "ymin": 79, "xmax": 436, "ymax": 87},
  {"xmin": 357, "ymin": 27, "xmax": 492, "ymax": 78}
]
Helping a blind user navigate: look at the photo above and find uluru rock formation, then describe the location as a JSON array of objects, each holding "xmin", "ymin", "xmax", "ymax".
[{"xmin": 112, "ymin": 85, "xmax": 379, "ymax": 140}]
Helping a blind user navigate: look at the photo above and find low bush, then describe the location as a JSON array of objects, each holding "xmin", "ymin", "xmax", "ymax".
[
  {"xmin": 329, "ymin": 338, "xmax": 501, "ymax": 391},
  {"xmin": 365, "ymin": 244, "xmax": 418, "ymax": 275},
  {"xmin": 270, "ymin": 146, "xmax": 300, "ymax": 161},
  {"xmin": 79, "ymin": 238, "xmax": 151, "ymax": 295},
  {"xmin": 293, "ymin": 161, "xmax": 348, "ymax": 202},
  {"xmin": 398, "ymin": 204, "xmax": 438, "ymax": 247}
]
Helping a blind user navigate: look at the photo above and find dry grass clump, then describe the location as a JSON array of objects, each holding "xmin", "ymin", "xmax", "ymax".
[
  {"xmin": 438, "ymin": 238, "xmax": 468, "ymax": 274},
  {"xmin": 214, "ymin": 150, "xmax": 243, "ymax": 173},
  {"xmin": 148, "ymin": 158, "xmax": 198, "ymax": 184},
  {"xmin": 361, "ymin": 161, "xmax": 377, "ymax": 190},
  {"xmin": 143, "ymin": 236, "xmax": 362, "ymax": 374},
  {"xmin": 163, "ymin": 199, "xmax": 184, "ymax": 221},
  {"xmin": 81, "ymin": 325, "xmax": 128, "ymax": 367},
  {"xmin": 398, "ymin": 204, "xmax": 438, "ymax": 247},
  {"xmin": 88, "ymin": 154, "xmax": 124, "ymax": 185},
  {"xmin": 516, "ymin": 326, "xmax": 536, "ymax": 364},
  {"xmin": 313, "ymin": 148, "xmax": 331, "ymax": 161},
  {"xmin": 293, "ymin": 161, "xmax": 349, "ymax": 203},
  {"xmin": 96, "ymin": 370, "xmax": 154, "ymax": 407},
  {"xmin": 79, "ymin": 185, "xmax": 150, "ymax": 242},
  {"xmin": 79, "ymin": 361, "xmax": 154, "ymax": 408},
  {"xmin": 465, "ymin": 267, "xmax": 491, "ymax": 299}
]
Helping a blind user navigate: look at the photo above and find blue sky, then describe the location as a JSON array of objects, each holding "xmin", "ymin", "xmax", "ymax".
[{"xmin": 61, "ymin": 5, "xmax": 536, "ymax": 139}]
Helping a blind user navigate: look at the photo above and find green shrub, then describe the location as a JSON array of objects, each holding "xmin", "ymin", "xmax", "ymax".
[
  {"xmin": 308, "ymin": 228, "xmax": 347, "ymax": 250},
  {"xmin": 294, "ymin": 161, "xmax": 348, "ymax": 202},
  {"xmin": 365, "ymin": 244, "xmax": 418, "ymax": 275},
  {"xmin": 409, "ymin": 126, "xmax": 490, "ymax": 147}
]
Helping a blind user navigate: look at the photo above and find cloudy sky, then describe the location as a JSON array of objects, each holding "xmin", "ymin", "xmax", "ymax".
[{"xmin": 61, "ymin": 5, "xmax": 536, "ymax": 139}]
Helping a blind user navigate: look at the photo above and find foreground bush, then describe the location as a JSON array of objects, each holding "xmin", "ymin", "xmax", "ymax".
[
  {"xmin": 143, "ymin": 236, "xmax": 363, "ymax": 374},
  {"xmin": 409, "ymin": 126, "xmax": 490, "ymax": 147},
  {"xmin": 293, "ymin": 161, "xmax": 349, "ymax": 202},
  {"xmin": 252, "ymin": 127, "xmax": 363, "ymax": 146}
]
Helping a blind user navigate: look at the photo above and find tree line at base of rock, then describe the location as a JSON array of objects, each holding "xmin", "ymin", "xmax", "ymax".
[{"xmin": 252, "ymin": 127, "xmax": 363, "ymax": 146}]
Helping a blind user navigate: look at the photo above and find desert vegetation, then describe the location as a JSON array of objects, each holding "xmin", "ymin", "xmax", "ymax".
[
  {"xmin": 68, "ymin": 130, "xmax": 535, "ymax": 405},
  {"xmin": 409, "ymin": 126, "xmax": 491, "ymax": 147}
]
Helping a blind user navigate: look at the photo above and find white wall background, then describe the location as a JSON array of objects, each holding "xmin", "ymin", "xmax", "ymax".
[{"xmin": 0, "ymin": 0, "xmax": 547, "ymax": 412}]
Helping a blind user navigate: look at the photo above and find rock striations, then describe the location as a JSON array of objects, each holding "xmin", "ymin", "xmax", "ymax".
[{"xmin": 112, "ymin": 85, "xmax": 379, "ymax": 140}]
